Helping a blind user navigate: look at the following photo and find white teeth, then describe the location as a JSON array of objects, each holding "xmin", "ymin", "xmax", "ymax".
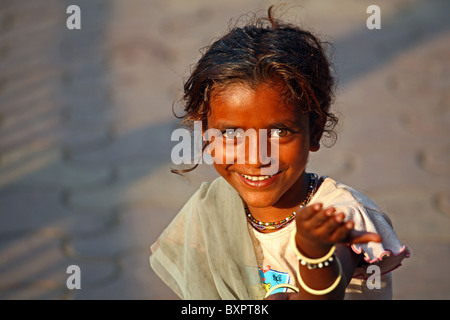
[{"xmin": 241, "ymin": 174, "xmax": 273, "ymax": 181}]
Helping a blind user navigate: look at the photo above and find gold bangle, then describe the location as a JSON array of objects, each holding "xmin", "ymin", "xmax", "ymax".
[
  {"xmin": 290, "ymin": 232, "xmax": 336, "ymax": 264},
  {"xmin": 264, "ymin": 284, "xmax": 300, "ymax": 299},
  {"xmin": 297, "ymin": 256, "xmax": 343, "ymax": 296}
]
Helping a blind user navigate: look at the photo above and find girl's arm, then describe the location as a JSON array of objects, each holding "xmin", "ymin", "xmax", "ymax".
[{"xmin": 265, "ymin": 203, "xmax": 381, "ymax": 300}]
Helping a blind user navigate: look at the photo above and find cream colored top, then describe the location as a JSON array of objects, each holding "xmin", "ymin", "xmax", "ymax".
[
  {"xmin": 249, "ymin": 217, "xmax": 394, "ymax": 299},
  {"xmin": 150, "ymin": 175, "xmax": 409, "ymax": 300}
]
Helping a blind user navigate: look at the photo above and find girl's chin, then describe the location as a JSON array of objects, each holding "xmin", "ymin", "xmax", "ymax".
[
  {"xmin": 226, "ymin": 171, "xmax": 286, "ymax": 207},
  {"xmin": 237, "ymin": 190, "xmax": 281, "ymax": 208}
]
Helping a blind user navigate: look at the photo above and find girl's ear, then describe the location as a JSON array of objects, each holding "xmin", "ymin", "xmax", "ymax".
[
  {"xmin": 202, "ymin": 126, "xmax": 214, "ymax": 155},
  {"xmin": 201, "ymin": 131, "xmax": 210, "ymax": 154},
  {"xmin": 309, "ymin": 134, "xmax": 321, "ymax": 152},
  {"xmin": 309, "ymin": 118, "xmax": 325, "ymax": 152},
  {"xmin": 203, "ymin": 134, "xmax": 212, "ymax": 155}
]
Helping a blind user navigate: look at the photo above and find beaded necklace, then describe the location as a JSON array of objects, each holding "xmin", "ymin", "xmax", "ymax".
[{"xmin": 244, "ymin": 173, "xmax": 318, "ymax": 232}]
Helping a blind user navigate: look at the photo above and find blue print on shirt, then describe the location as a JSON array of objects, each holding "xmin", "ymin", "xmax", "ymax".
[{"xmin": 259, "ymin": 266, "xmax": 290, "ymax": 295}]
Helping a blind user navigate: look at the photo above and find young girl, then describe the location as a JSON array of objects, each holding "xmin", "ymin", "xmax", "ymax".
[{"xmin": 150, "ymin": 7, "xmax": 409, "ymax": 300}]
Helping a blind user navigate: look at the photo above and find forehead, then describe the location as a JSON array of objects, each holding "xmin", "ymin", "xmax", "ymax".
[
  {"xmin": 211, "ymin": 81, "xmax": 286, "ymax": 106},
  {"xmin": 208, "ymin": 82, "xmax": 302, "ymax": 127}
]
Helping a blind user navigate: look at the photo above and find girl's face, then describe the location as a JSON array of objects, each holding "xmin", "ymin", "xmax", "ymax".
[{"xmin": 206, "ymin": 81, "xmax": 320, "ymax": 210}]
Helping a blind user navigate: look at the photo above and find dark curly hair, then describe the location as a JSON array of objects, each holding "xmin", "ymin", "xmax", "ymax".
[{"xmin": 173, "ymin": 6, "xmax": 338, "ymax": 173}]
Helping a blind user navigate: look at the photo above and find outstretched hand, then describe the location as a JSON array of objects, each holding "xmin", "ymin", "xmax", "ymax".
[
  {"xmin": 294, "ymin": 203, "xmax": 382, "ymax": 258},
  {"xmin": 265, "ymin": 203, "xmax": 382, "ymax": 300}
]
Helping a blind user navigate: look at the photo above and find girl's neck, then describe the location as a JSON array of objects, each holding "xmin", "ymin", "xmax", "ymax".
[{"xmin": 245, "ymin": 172, "xmax": 312, "ymax": 233}]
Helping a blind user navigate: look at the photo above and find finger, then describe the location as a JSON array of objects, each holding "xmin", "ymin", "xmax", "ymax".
[
  {"xmin": 296, "ymin": 203, "xmax": 323, "ymax": 221},
  {"xmin": 330, "ymin": 220, "xmax": 383, "ymax": 245},
  {"xmin": 329, "ymin": 220, "xmax": 353, "ymax": 243},
  {"xmin": 306, "ymin": 206, "xmax": 337, "ymax": 229},
  {"xmin": 315, "ymin": 212, "xmax": 346, "ymax": 236},
  {"xmin": 347, "ymin": 230, "xmax": 382, "ymax": 244}
]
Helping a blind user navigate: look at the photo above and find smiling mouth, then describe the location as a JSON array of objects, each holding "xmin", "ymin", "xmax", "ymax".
[
  {"xmin": 240, "ymin": 173, "xmax": 274, "ymax": 181},
  {"xmin": 236, "ymin": 171, "xmax": 281, "ymax": 188}
]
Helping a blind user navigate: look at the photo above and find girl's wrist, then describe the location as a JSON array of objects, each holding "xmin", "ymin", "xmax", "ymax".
[{"xmin": 294, "ymin": 233, "xmax": 334, "ymax": 259}]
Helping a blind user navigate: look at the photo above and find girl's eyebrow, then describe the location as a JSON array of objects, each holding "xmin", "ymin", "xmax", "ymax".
[
  {"xmin": 267, "ymin": 120, "xmax": 302, "ymax": 129},
  {"xmin": 210, "ymin": 121, "xmax": 240, "ymax": 130},
  {"xmin": 210, "ymin": 120, "xmax": 302, "ymax": 130}
]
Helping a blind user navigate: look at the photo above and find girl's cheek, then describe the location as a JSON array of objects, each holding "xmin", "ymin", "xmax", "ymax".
[
  {"xmin": 212, "ymin": 141, "xmax": 242, "ymax": 165},
  {"xmin": 278, "ymin": 139, "xmax": 308, "ymax": 163},
  {"xmin": 205, "ymin": 137, "xmax": 229, "ymax": 164}
]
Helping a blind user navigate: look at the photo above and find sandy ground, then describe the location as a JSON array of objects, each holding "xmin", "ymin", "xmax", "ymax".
[{"xmin": 0, "ymin": 0, "xmax": 449, "ymax": 299}]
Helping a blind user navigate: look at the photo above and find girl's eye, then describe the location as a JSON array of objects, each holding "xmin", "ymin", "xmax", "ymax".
[
  {"xmin": 271, "ymin": 128, "xmax": 290, "ymax": 138},
  {"xmin": 223, "ymin": 129, "xmax": 242, "ymax": 139}
]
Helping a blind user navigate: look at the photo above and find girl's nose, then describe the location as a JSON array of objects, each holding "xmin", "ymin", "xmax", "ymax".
[
  {"xmin": 243, "ymin": 129, "xmax": 277, "ymax": 171},
  {"xmin": 246, "ymin": 130, "xmax": 267, "ymax": 167}
]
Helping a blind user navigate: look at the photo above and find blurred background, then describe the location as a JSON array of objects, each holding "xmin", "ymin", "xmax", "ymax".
[{"xmin": 0, "ymin": 0, "xmax": 449, "ymax": 299}]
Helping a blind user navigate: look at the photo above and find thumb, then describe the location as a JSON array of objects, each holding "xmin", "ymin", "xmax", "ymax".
[{"xmin": 347, "ymin": 230, "xmax": 382, "ymax": 245}]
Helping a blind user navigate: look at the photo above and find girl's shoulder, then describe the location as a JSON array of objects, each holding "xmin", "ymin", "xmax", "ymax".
[
  {"xmin": 183, "ymin": 176, "xmax": 244, "ymax": 223},
  {"xmin": 311, "ymin": 176, "xmax": 383, "ymax": 214},
  {"xmin": 196, "ymin": 176, "xmax": 235, "ymax": 198},
  {"xmin": 192, "ymin": 176, "xmax": 239, "ymax": 208}
]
